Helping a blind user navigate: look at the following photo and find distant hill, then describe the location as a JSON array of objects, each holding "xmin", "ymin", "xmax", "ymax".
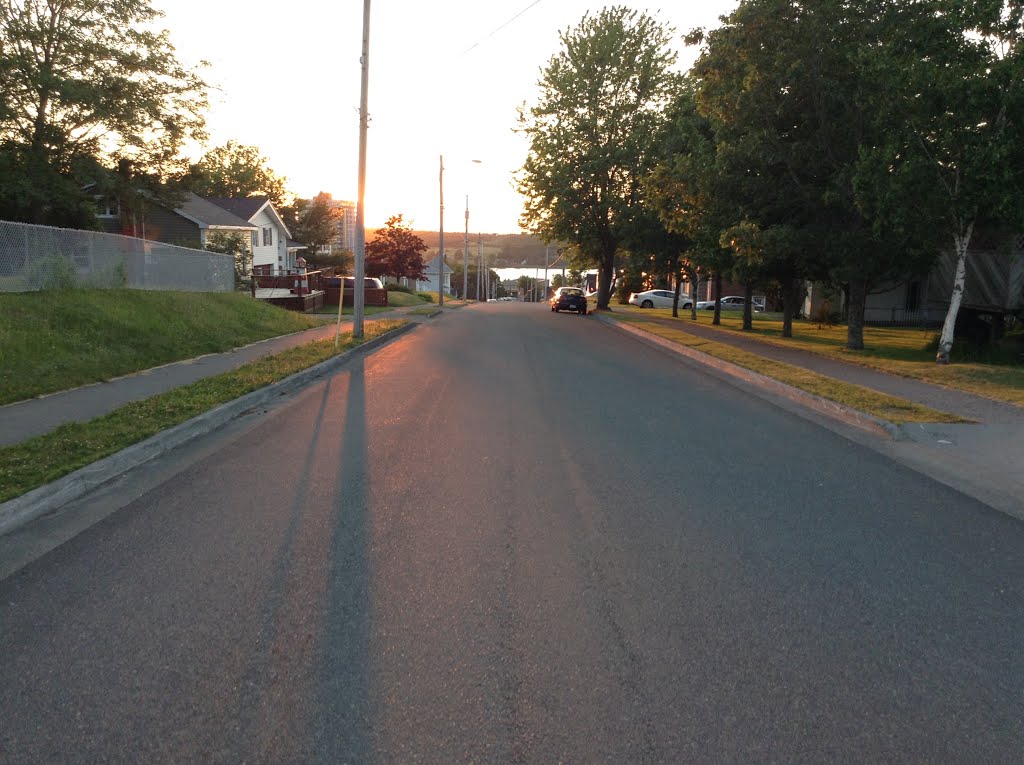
[{"xmin": 365, "ymin": 229, "xmax": 558, "ymax": 268}]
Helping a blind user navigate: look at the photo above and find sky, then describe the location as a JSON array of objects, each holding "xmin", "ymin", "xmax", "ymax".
[{"xmin": 152, "ymin": 1, "xmax": 738, "ymax": 234}]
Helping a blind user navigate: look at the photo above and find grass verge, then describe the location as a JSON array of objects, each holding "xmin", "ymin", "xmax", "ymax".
[
  {"xmin": 0, "ymin": 320, "xmax": 405, "ymax": 504},
  {"xmin": 614, "ymin": 306, "xmax": 1024, "ymax": 407},
  {"xmin": 609, "ymin": 314, "xmax": 968, "ymax": 425},
  {"xmin": 0, "ymin": 290, "xmax": 325, "ymax": 405}
]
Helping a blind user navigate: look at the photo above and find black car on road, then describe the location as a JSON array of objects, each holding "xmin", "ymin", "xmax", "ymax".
[{"xmin": 550, "ymin": 287, "xmax": 588, "ymax": 314}]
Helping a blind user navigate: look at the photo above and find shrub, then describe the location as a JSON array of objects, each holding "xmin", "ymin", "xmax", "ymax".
[
  {"xmin": 25, "ymin": 253, "xmax": 77, "ymax": 291},
  {"xmin": 386, "ymin": 283, "xmax": 415, "ymax": 294}
]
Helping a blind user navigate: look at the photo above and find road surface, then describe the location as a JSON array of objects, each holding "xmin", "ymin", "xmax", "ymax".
[{"xmin": 2, "ymin": 302, "xmax": 1022, "ymax": 762}]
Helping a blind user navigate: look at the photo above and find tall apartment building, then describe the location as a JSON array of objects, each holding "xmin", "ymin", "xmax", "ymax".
[{"xmin": 329, "ymin": 198, "xmax": 357, "ymax": 255}]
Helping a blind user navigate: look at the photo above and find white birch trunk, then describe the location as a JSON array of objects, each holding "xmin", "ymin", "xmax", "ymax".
[{"xmin": 935, "ymin": 219, "xmax": 974, "ymax": 364}]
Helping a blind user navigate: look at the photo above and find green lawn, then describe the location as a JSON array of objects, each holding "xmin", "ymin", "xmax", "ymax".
[
  {"xmin": 0, "ymin": 319, "xmax": 406, "ymax": 503},
  {"xmin": 0, "ymin": 290, "xmax": 324, "ymax": 405},
  {"xmin": 612, "ymin": 305, "xmax": 1024, "ymax": 407}
]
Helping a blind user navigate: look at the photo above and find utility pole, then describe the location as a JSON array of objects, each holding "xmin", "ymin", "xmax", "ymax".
[
  {"xmin": 340, "ymin": 0, "xmax": 370, "ymax": 346},
  {"xmin": 438, "ymin": 156, "xmax": 444, "ymax": 308},
  {"xmin": 463, "ymin": 195, "xmax": 469, "ymax": 302}
]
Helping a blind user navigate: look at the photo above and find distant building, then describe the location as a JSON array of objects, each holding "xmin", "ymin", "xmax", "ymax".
[
  {"xmin": 420, "ymin": 252, "xmax": 453, "ymax": 295},
  {"xmin": 316, "ymin": 197, "xmax": 357, "ymax": 257}
]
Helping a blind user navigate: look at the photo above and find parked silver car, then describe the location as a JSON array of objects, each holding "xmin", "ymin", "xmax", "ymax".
[{"xmin": 628, "ymin": 289, "xmax": 693, "ymax": 309}]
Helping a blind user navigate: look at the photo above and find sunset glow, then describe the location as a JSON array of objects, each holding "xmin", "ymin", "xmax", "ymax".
[{"xmin": 154, "ymin": 1, "xmax": 737, "ymax": 234}]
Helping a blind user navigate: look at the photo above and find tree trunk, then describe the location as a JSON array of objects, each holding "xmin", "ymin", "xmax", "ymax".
[
  {"xmin": 712, "ymin": 273, "xmax": 722, "ymax": 325},
  {"xmin": 672, "ymin": 260, "xmax": 682, "ymax": 318},
  {"xmin": 596, "ymin": 256, "xmax": 615, "ymax": 309},
  {"xmin": 936, "ymin": 221, "xmax": 974, "ymax": 364},
  {"xmin": 742, "ymin": 283, "xmax": 753, "ymax": 330},
  {"xmin": 781, "ymin": 278, "xmax": 796, "ymax": 338},
  {"xmin": 846, "ymin": 277, "xmax": 867, "ymax": 350},
  {"xmin": 691, "ymin": 274, "xmax": 700, "ymax": 320}
]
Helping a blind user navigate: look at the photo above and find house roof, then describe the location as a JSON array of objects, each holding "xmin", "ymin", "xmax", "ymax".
[
  {"xmin": 175, "ymin": 193, "xmax": 256, "ymax": 230},
  {"xmin": 287, "ymin": 239, "xmax": 307, "ymax": 251},
  {"xmin": 204, "ymin": 196, "xmax": 270, "ymax": 220},
  {"xmin": 205, "ymin": 196, "xmax": 292, "ymax": 240},
  {"xmin": 423, "ymin": 254, "xmax": 454, "ymax": 274}
]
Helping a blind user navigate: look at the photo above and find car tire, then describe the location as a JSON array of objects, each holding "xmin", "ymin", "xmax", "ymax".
[{"xmin": 641, "ymin": 300, "xmax": 654, "ymax": 308}]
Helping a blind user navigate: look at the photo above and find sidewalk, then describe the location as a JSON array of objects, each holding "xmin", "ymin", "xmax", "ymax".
[
  {"xmin": 596, "ymin": 311, "xmax": 1024, "ymax": 519},
  {"xmin": 0, "ymin": 304, "xmax": 434, "ymax": 447}
]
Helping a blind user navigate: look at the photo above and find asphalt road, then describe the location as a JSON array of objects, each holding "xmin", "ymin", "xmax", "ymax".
[{"xmin": 2, "ymin": 302, "xmax": 1023, "ymax": 762}]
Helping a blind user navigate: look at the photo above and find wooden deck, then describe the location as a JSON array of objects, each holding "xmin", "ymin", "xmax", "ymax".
[{"xmin": 254, "ymin": 288, "xmax": 325, "ymax": 312}]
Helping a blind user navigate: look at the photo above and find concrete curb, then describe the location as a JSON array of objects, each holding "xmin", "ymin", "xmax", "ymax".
[
  {"xmin": 0, "ymin": 322, "xmax": 417, "ymax": 538},
  {"xmin": 596, "ymin": 314, "xmax": 902, "ymax": 439}
]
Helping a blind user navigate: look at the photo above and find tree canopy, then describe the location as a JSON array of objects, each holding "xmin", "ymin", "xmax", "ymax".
[
  {"xmin": 517, "ymin": 6, "xmax": 682, "ymax": 309},
  {"xmin": 286, "ymin": 192, "xmax": 342, "ymax": 266},
  {"xmin": 636, "ymin": 0, "xmax": 1024, "ymax": 352},
  {"xmin": 185, "ymin": 140, "xmax": 289, "ymax": 208},
  {"xmin": 0, "ymin": 0, "xmax": 208, "ymax": 226}
]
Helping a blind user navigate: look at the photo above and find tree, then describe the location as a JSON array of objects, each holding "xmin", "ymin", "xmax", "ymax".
[
  {"xmin": 517, "ymin": 6, "xmax": 682, "ymax": 310},
  {"xmin": 646, "ymin": 82, "xmax": 737, "ymax": 324},
  {"xmin": 288, "ymin": 192, "xmax": 342, "ymax": 264},
  {"xmin": 185, "ymin": 141, "xmax": 288, "ymax": 208},
  {"xmin": 855, "ymin": 0, "xmax": 1024, "ymax": 362},
  {"xmin": 365, "ymin": 214, "xmax": 428, "ymax": 282},
  {"xmin": 205, "ymin": 231, "xmax": 250, "ymax": 286},
  {"xmin": 0, "ymin": 0, "xmax": 208, "ymax": 226},
  {"xmin": 684, "ymin": 0, "xmax": 928, "ymax": 341}
]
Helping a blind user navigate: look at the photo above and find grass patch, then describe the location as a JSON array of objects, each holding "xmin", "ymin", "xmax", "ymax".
[
  {"xmin": 0, "ymin": 320, "xmax": 406, "ymax": 504},
  {"xmin": 611, "ymin": 314, "xmax": 967, "ymax": 425},
  {"xmin": 0, "ymin": 290, "xmax": 324, "ymax": 406},
  {"xmin": 310, "ymin": 304, "xmax": 397, "ymax": 316},
  {"xmin": 615, "ymin": 306, "xmax": 1024, "ymax": 407}
]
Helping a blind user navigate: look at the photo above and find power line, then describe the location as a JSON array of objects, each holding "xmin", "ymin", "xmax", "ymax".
[{"xmin": 461, "ymin": 0, "xmax": 545, "ymax": 56}]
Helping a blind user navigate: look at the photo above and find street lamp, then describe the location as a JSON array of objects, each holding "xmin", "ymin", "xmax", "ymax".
[{"xmin": 439, "ymin": 158, "xmax": 481, "ymax": 307}]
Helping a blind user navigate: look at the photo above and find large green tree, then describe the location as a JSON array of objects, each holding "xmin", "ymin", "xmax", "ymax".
[
  {"xmin": 853, "ymin": 0, "xmax": 1024, "ymax": 362},
  {"xmin": 646, "ymin": 82, "xmax": 739, "ymax": 324},
  {"xmin": 686, "ymin": 0, "xmax": 868, "ymax": 337},
  {"xmin": 185, "ymin": 140, "xmax": 288, "ymax": 208},
  {"xmin": 286, "ymin": 192, "xmax": 342, "ymax": 265},
  {"xmin": 517, "ymin": 6, "xmax": 682, "ymax": 309},
  {"xmin": 0, "ymin": 0, "xmax": 208, "ymax": 226}
]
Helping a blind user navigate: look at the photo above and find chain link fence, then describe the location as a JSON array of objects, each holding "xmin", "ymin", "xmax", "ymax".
[{"xmin": 0, "ymin": 220, "xmax": 234, "ymax": 293}]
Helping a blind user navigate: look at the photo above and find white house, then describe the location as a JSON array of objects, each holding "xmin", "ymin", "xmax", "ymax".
[
  {"xmin": 205, "ymin": 197, "xmax": 296, "ymax": 275},
  {"xmin": 419, "ymin": 253, "xmax": 454, "ymax": 295}
]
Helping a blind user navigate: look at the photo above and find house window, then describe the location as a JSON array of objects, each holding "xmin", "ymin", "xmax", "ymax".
[
  {"xmin": 262, "ymin": 227, "xmax": 272, "ymax": 246},
  {"xmin": 96, "ymin": 196, "xmax": 119, "ymax": 218},
  {"xmin": 251, "ymin": 231, "xmax": 259, "ymax": 249}
]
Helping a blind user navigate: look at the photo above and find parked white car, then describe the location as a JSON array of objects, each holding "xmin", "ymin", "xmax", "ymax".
[
  {"xmin": 628, "ymin": 289, "xmax": 693, "ymax": 309},
  {"xmin": 696, "ymin": 295, "xmax": 762, "ymax": 311}
]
